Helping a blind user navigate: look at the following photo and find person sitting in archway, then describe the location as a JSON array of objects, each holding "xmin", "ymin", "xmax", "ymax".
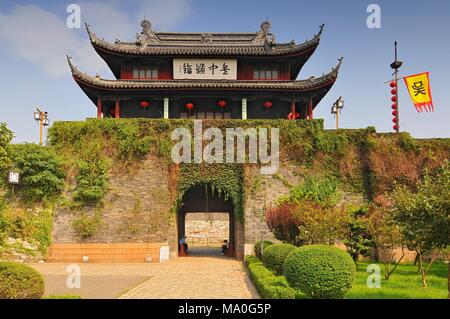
[
  {"xmin": 179, "ymin": 236, "xmax": 189, "ymax": 254},
  {"xmin": 221, "ymin": 240, "xmax": 229, "ymax": 255}
]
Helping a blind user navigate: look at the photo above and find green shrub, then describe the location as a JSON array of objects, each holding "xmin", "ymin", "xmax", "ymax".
[
  {"xmin": 246, "ymin": 258, "xmax": 295, "ymax": 299},
  {"xmin": 0, "ymin": 122, "xmax": 13, "ymax": 174},
  {"xmin": 10, "ymin": 144, "xmax": 65, "ymax": 202},
  {"xmin": 262, "ymin": 243, "xmax": 296, "ymax": 275},
  {"xmin": 254, "ymin": 240, "xmax": 273, "ymax": 259},
  {"xmin": 0, "ymin": 261, "xmax": 45, "ymax": 299},
  {"xmin": 286, "ymin": 176, "xmax": 341, "ymax": 207},
  {"xmin": 245, "ymin": 255, "xmax": 260, "ymax": 265},
  {"xmin": 72, "ymin": 211, "xmax": 102, "ymax": 239},
  {"xmin": 73, "ymin": 159, "xmax": 109, "ymax": 205},
  {"xmin": 283, "ymin": 245, "xmax": 356, "ymax": 299}
]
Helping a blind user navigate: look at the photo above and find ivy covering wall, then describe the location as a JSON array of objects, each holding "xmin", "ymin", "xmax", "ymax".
[{"xmin": 175, "ymin": 163, "xmax": 245, "ymax": 221}]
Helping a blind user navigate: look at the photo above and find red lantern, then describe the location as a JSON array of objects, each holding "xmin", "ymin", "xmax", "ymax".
[
  {"xmin": 263, "ymin": 101, "xmax": 273, "ymax": 109},
  {"xmin": 217, "ymin": 100, "xmax": 227, "ymax": 108},
  {"xmin": 391, "ymin": 103, "xmax": 397, "ymax": 109},
  {"xmin": 392, "ymin": 118, "xmax": 398, "ymax": 123},
  {"xmin": 287, "ymin": 112, "xmax": 300, "ymax": 120},
  {"xmin": 185, "ymin": 102, "xmax": 194, "ymax": 111},
  {"xmin": 140, "ymin": 100, "xmax": 150, "ymax": 108},
  {"xmin": 393, "ymin": 124, "xmax": 399, "ymax": 131},
  {"xmin": 391, "ymin": 89, "xmax": 397, "ymax": 95},
  {"xmin": 390, "ymin": 81, "xmax": 397, "ymax": 88},
  {"xmin": 391, "ymin": 96, "xmax": 397, "ymax": 102},
  {"xmin": 392, "ymin": 110, "xmax": 397, "ymax": 116}
]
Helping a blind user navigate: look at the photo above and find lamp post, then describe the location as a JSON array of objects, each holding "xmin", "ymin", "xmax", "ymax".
[
  {"xmin": 331, "ymin": 96, "xmax": 344, "ymax": 129},
  {"xmin": 34, "ymin": 108, "xmax": 49, "ymax": 145}
]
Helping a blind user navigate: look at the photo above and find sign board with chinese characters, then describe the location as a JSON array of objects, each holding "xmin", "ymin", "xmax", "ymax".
[
  {"xmin": 8, "ymin": 172, "xmax": 20, "ymax": 184},
  {"xmin": 173, "ymin": 59, "xmax": 237, "ymax": 80}
]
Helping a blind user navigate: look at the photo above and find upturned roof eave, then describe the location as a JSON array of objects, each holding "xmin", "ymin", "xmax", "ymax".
[{"xmin": 67, "ymin": 55, "xmax": 342, "ymax": 94}]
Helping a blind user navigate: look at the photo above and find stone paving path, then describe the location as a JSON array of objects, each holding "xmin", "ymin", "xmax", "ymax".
[
  {"xmin": 31, "ymin": 263, "xmax": 168, "ymax": 299},
  {"xmin": 119, "ymin": 256, "xmax": 259, "ymax": 299},
  {"xmin": 31, "ymin": 256, "xmax": 259, "ymax": 299}
]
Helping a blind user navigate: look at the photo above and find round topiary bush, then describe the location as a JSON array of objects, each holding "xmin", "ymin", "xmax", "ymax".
[
  {"xmin": 262, "ymin": 243, "xmax": 296, "ymax": 275},
  {"xmin": 283, "ymin": 245, "xmax": 356, "ymax": 299},
  {"xmin": 254, "ymin": 240, "xmax": 273, "ymax": 259},
  {"xmin": 0, "ymin": 261, "xmax": 45, "ymax": 299}
]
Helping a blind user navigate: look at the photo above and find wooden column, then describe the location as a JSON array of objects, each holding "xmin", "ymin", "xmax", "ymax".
[
  {"xmin": 97, "ymin": 96, "xmax": 102, "ymax": 118},
  {"xmin": 163, "ymin": 97, "xmax": 169, "ymax": 119},
  {"xmin": 241, "ymin": 98, "xmax": 247, "ymax": 119},
  {"xmin": 115, "ymin": 97, "xmax": 120, "ymax": 119},
  {"xmin": 290, "ymin": 100, "xmax": 296, "ymax": 120},
  {"xmin": 308, "ymin": 97, "xmax": 313, "ymax": 120}
]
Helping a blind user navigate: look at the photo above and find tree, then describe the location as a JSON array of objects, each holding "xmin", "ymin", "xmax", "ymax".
[
  {"xmin": 391, "ymin": 161, "xmax": 450, "ymax": 288},
  {"xmin": 265, "ymin": 202, "xmax": 302, "ymax": 245},
  {"xmin": 266, "ymin": 199, "xmax": 350, "ymax": 246},
  {"xmin": 0, "ymin": 122, "xmax": 13, "ymax": 176},
  {"xmin": 368, "ymin": 195, "xmax": 405, "ymax": 280},
  {"xmin": 266, "ymin": 177, "xmax": 349, "ymax": 246},
  {"xmin": 10, "ymin": 143, "xmax": 65, "ymax": 201},
  {"xmin": 296, "ymin": 200, "xmax": 350, "ymax": 245},
  {"xmin": 342, "ymin": 206, "xmax": 374, "ymax": 262}
]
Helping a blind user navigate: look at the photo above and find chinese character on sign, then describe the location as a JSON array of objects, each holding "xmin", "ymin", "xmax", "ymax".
[
  {"xmin": 195, "ymin": 63, "xmax": 206, "ymax": 74},
  {"xmin": 182, "ymin": 63, "xmax": 193, "ymax": 74},
  {"xmin": 221, "ymin": 63, "xmax": 230, "ymax": 75},
  {"xmin": 8, "ymin": 172, "xmax": 19, "ymax": 184},
  {"xmin": 208, "ymin": 63, "xmax": 218, "ymax": 75},
  {"xmin": 411, "ymin": 81, "xmax": 426, "ymax": 96}
]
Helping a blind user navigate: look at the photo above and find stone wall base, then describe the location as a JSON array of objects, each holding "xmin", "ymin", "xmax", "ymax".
[{"xmin": 47, "ymin": 243, "xmax": 168, "ymax": 263}]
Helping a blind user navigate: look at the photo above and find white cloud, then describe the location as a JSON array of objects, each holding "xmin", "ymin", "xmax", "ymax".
[{"xmin": 0, "ymin": 0, "xmax": 192, "ymax": 77}]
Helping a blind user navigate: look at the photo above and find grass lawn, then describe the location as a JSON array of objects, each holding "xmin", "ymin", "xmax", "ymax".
[
  {"xmin": 292, "ymin": 262, "xmax": 448, "ymax": 299},
  {"xmin": 345, "ymin": 262, "xmax": 448, "ymax": 299}
]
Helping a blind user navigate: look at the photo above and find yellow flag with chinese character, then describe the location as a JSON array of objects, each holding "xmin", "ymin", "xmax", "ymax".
[{"xmin": 404, "ymin": 72, "xmax": 434, "ymax": 112}]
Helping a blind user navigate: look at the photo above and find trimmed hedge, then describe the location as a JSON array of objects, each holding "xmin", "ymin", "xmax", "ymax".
[
  {"xmin": 0, "ymin": 261, "xmax": 45, "ymax": 299},
  {"xmin": 262, "ymin": 243, "xmax": 296, "ymax": 275},
  {"xmin": 254, "ymin": 240, "xmax": 273, "ymax": 259},
  {"xmin": 245, "ymin": 255, "xmax": 295, "ymax": 299},
  {"xmin": 283, "ymin": 245, "xmax": 356, "ymax": 299}
]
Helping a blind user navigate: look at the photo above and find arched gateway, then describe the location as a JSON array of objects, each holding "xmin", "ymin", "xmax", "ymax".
[{"xmin": 177, "ymin": 184, "xmax": 239, "ymax": 257}]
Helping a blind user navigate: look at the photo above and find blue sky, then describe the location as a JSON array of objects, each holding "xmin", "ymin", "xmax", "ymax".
[{"xmin": 0, "ymin": 0, "xmax": 449, "ymax": 143}]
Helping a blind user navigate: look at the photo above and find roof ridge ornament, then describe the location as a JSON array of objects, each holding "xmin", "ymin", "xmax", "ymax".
[
  {"xmin": 259, "ymin": 20, "xmax": 276, "ymax": 51},
  {"xmin": 331, "ymin": 57, "xmax": 344, "ymax": 75},
  {"xmin": 253, "ymin": 20, "xmax": 275, "ymax": 47},
  {"xmin": 200, "ymin": 33, "xmax": 213, "ymax": 43},
  {"xmin": 136, "ymin": 19, "xmax": 159, "ymax": 47},
  {"xmin": 260, "ymin": 21, "xmax": 271, "ymax": 35}
]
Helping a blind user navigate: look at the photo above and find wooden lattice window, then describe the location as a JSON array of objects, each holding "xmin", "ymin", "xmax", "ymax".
[{"xmin": 132, "ymin": 66, "xmax": 159, "ymax": 79}]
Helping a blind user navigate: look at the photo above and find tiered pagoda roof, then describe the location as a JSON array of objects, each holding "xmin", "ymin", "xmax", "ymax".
[
  {"xmin": 68, "ymin": 56, "xmax": 342, "ymax": 92},
  {"xmin": 87, "ymin": 23, "xmax": 323, "ymax": 57},
  {"xmin": 68, "ymin": 20, "xmax": 342, "ymax": 116}
]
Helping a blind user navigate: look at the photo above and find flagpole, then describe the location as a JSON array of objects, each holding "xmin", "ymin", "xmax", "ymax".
[{"xmin": 390, "ymin": 41, "xmax": 403, "ymax": 133}]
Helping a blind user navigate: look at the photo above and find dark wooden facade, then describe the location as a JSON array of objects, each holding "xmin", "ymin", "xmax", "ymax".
[{"xmin": 68, "ymin": 20, "xmax": 342, "ymax": 120}]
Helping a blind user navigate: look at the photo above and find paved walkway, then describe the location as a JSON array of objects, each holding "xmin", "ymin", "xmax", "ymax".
[
  {"xmin": 31, "ymin": 263, "xmax": 168, "ymax": 299},
  {"xmin": 31, "ymin": 256, "xmax": 259, "ymax": 299}
]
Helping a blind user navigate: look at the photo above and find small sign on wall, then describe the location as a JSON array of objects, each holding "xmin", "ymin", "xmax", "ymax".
[
  {"xmin": 173, "ymin": 59, "xmax": 237, "ymax": 80},
  {"xmin": 8, "ymin": 172, "xmax": 20, "ymax": 184},
  {"xmin": 159, "ymin": 246, "xmax": 170, "ymax": 262}
]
